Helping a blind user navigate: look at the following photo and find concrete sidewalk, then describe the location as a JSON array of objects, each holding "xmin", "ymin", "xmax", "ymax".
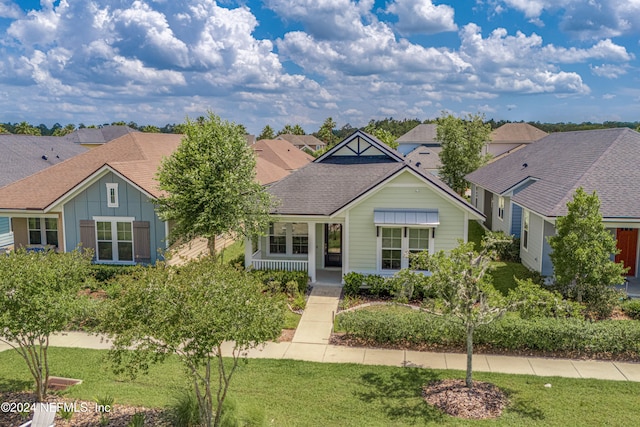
[{"xmin": 2, "ymin": 284, "xmax": 640, "ymax": 382}]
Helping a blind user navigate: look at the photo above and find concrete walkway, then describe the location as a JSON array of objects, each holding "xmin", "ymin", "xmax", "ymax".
[{"xmin": 2, "ymin": 284, "xmax": 640, "ymax": 382}]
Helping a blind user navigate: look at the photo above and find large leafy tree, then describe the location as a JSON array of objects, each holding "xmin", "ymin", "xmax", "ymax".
[
  {"xmin": 437, "ymin": 113, "xmax": 492, "ymax": 194},
  {"xmin": 549, "ymin": 187, "xmax": 626, "ymax": 317},
  {"xmin": 156, "ymin": 112, "xmax": 273, "ymax": 255},
  {"xmin": 52, "ymin": 124, "xmax": 76, "ymax": 136},
  {"xmin": 102, "ymin": 260, "xmax": 284, "ymax": 427},
  {"xmin": 14, "ymin": 121, "xmax": 42, "ymax": 135},
  {"xmin": 410, "ymin": 234, "xmax": 508, "ymax": 388},
  {"xmin": 0, "ymin": 249, "xmax": 92, "ymax": 401}
]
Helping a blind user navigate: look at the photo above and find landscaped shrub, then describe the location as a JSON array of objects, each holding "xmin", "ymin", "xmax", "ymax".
[
  {"xmin": 490, "ymin": 232, "xmax": 520, "ymax": 262},
  {"xmin": 390, "ymin": 269, "xmax": 433, "ymax": 301},
  {"xmin": 343, "ymin": 272, "xmax": 365, "ymax": 296},
  {"xmin": 90, "ymin": 264, "xmax": 137, "ymax": 284},
  {"xmin": 507, "ymin": 278, "xmax": 584, "ymax": 319},
  {"xmin": 249, "ymin": 270, "xmax": 308, "ymax": 294},
  {"xmin": 335, "ymin": 306, "xmax": 640, "ymax": 357},
  {"xmin": 621, "ymin": 299, "xmax": 640, "ymax": 320},
  {"xmin": 365, "ymin": 274, "xmax": 388, "ymax": 297}
]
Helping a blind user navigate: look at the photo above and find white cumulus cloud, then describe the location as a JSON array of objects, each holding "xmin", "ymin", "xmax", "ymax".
[{"xmin": 386, "ymin": 0, "xmax": 457, "ymax": 35}]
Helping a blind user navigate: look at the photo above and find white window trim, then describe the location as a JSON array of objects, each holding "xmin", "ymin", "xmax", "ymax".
[
  {"xmin": 106, "ymin": 183, "xmax": 119, "ymax": 208},
  {"xmin": 498, "ymin": 196, "xmax": 505, "ymax": 221},
  {"xmin": 376, "ymin": 226, "xmax": 435, "ymax": 271},
  {"xmin": 266, "ymin": 222, "xmax": 308, "ymax": 258},
  {"xmin": 28, "ymin": 217, "xmax": 58, "ymax": 247},
  {"xmin": 93, "ymin": 216, "xmax": 135, "ymax": 264}
]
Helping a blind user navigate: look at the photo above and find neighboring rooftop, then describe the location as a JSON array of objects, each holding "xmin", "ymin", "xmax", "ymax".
[
  {"xmin": 0, "ymin": 135, "xmax": 88, "ymax": 188},
  {"xmin": 397, "ymin": 124, "xmax": 438, "ymax": 144},
  {"xmin": 275, "ymin": 134, "xmax": 326, "ymax": 150},
  {"xmin": 467, "ymin": 128, "xmax": 640, "ymax": 218},
  {"xmin": 487, "ymin": 123, "xmax": 548, "ymax": 157},
  {"xmin": 253, "ymin": 139, "xmax": 314, "ymax": 171},
  {"xmin": 404, "ymin": 145, "xmax": 442, "ymax": 172},
  {"xmin": 63, "ymin": 125, "xmax": 139, "ymax": 145}
]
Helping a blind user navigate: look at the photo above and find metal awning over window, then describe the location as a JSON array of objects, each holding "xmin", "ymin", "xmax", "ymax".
[{"xmin": 373, "ymin": 209, "xmax": 439, "ymax": 226}]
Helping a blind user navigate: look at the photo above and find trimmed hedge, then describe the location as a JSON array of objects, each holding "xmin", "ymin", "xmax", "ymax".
[
  {"xmin": 90, "ymin": 264, "xmax": 137, "ymax": 284},
  {"xmin": 336, "ymin": 307, "xmax": 640, "ymax": 357},
  {"xmin": 249, "ymin": 269, "xmax": 309, "ymax": 295}
]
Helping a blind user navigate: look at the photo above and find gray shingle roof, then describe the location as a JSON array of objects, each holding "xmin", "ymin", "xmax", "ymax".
[
  {"xmin": 269, "ymin": 162, "xmax": 404, "ymax": 215},
  {"xmin": 466, "ymin": 128, "xmax": 640, "ymax": 218},
  {"xmin": 405, "ymin": 145, "xmax": 442, "ymax": 171},
  {"xmin": 397, "ymin": 124, "xmax": 438, "ymax": 144},
  {"xmin": 63, "ymin": 126, "xmax": 138, "ymax": 144},
  {"xmin": 0, "ymin": 135, "xmax": 88, "ymax": 188}
]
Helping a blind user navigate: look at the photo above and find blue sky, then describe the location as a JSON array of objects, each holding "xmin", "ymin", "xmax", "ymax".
[{"xmin": 0, "ymin": 0, "xmax": 638, "ymax": 134}]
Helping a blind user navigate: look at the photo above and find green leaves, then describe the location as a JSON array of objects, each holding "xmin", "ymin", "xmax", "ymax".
[
  {"xmin": 155, "ymin": 112, "xmax": 274, "ymax": 249},
  {"xmin": 436, "ymin": 113, "xmax": 492, "ymax": 195},
  {"xmin": 548, "ymin": 187, "xmax": 627, "ymax": 316}
]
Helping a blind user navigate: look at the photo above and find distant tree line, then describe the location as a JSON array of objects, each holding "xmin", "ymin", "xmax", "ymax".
[{"xmin": 2, "ymin": 117, "xmax": 640, "ymax": 140}]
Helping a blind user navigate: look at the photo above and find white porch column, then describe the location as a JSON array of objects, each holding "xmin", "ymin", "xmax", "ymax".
[
  {"xmin": 244, "ymin": 235, "xmax": 253, "ymax": 269},
  {"xmin": 308, "ymin": 222, "xmax": 316, "ymax": 283}
]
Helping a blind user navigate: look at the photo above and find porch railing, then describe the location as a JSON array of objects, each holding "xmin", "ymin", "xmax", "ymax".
[{"xmin": 250, "ymin": 250, "xmax": 308, "ymax": 272}]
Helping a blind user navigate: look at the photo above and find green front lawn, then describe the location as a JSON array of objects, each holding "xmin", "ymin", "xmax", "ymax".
[
  {"xmin": 1, "ymin": 348, "xmax": 639, "ymax": 426},
  {"xmin": 489, "ymin": 261, "xmax": 540, "ymax": 295}
]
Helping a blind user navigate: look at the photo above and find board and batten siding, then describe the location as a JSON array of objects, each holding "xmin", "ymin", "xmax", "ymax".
[
  {"xmin": 347, "ymin": 171, "xmax": 465, "ymax": 273},
  {"xmin": 520, "ymin": 210, "xmax": 544, "ymax": 272},
  {"xmin": 63, "ymin": 172, "xmax": 166, "ymax": 263}
]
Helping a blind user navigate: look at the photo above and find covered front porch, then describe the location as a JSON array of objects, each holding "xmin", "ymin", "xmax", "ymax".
[{"xmin": 245, "ymin": 221, "xmax": 346, "ymax": 283}]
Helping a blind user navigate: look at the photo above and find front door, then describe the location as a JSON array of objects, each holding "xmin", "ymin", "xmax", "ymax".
[
  {"xmin": 616, "ymin": 228, "xmax": 638, "ymax": 276},
  {"xmin": 324, "ymin": 224, "xmax": 342, "ymax": 267}
]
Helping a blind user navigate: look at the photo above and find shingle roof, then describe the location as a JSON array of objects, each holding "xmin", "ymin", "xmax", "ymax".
[
  {"xmin": 276, "ymin": 134, "xmax": 325, "ymax": 148},
  {"xmin": 255, "ymin": 157, "xmax": 289, "ymax": 185},
  {"xmin": 0, "ymin": 135, "xmax": 88, "ymax": 188},
  {"xmin": 397, "ymin": 124, "xmax": 438, "ymax": 143},
  {"xmin": 466, "ymin": 128, "xmax": 640, "ymax": 218},
  {"xmin": 404, "ymin": 145, "xmax": 442, "ymax": 171},
  {"xmin": 490, "ymin": 123, "xmax": 548, "ymax": 143},
  {"xmin": 269, "ymin": 162, "xmax": 404, "ymax": 215},
  {"xmin": 63, "ymin": 126, "xmax": 139, "ymax": 144},
  {"xmin": 253, "ymin": 139, "xmax": 314, "ymax": 171},
  {"xmin": 0, "ymin": 133, "xmax": 183, "ymax": 211}
]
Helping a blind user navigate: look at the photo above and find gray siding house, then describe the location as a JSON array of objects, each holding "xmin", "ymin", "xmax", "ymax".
[
  {"xmin": 246, "ymin": 130, "xmax": 484, "ymax": 282},
  {"xmin": 467, "ymin": 128, "xmax": 640, "ymax": 278}
]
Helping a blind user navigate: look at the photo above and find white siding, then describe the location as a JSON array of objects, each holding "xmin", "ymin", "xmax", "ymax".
[
  {"xmin": 520, "ymin": 210, "xmax": 544, "ymax": 272},
  {"xmin": 348, "ymin": 171, "xmax": 466, "ymax": 273}
]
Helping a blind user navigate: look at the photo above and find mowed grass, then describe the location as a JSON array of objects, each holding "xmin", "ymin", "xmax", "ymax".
[{"xmin": 1, "ymin": 348, "xmax": 640, "ymax": 426}]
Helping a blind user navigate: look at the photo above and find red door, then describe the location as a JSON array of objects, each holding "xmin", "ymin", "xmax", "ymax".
[{"xmin": 616, "ymin": 228, "xmax": 638, "ymax": 276}]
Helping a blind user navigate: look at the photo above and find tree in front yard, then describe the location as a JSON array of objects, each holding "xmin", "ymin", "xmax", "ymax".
[
  {"xmin": 363, "ymin": 122, "xmax": 399, "ymax": 149},
  {"xmin": 549, "ymin": 187, "xmax": 627, "ymax": 317},
  {"xmin": 410, "ymin": 233, "xmax": 509, "ymax": 388},
  {"xmin": 437, "ymin": 113, "xmax": 492, "ymax": 195},
  {"xmin": 0, "ymin": 249, "xmax": 92, "ymax": 401},
  {"xmin": 156, "ymin": 112, "xmax": 274, "ymax": 256},
  {"xmin": 101, "ymin": 260, "xmax": 284, "ymax": 427}
]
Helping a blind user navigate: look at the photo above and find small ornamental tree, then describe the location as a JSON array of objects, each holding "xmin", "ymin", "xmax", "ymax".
[
  {"xmin": 437, "ymin": 113, "xmax": 492, "ymax": 195},
  {"xmin": 0, "ymin": 249, "xmax": 92, "ymax": 401},
  {"xmin": 411, "ymin": 234, "xmax": 509, "ymax": 388},
  {"xmin": 102, "ymin": 260, "xmax": 284, "ymax": 427},
  {"xmin": 549, "ymin": 187, "xmax": 627, "ymax": 317},
  {"xmin": 156, "ymin": 112, "xmax": 273, "ymax": 256}
]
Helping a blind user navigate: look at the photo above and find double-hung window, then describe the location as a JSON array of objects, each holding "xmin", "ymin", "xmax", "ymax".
[
  {"xmin": 269, "ymin": 222, "xmax": 308, "ymax": 256},
  {"xmin": 269, "ymin": 223, "xmax": 287, "ymax": 254},
  {"xmin": 498, "ymin": 197, "xmax": 505, "ymax": 220},
  {"xmin": 523, "ymin": 210, "xmax": 530, "ymax": 250},
  {"xmin": 381, "ymin": 228, "xmax": 402, "ymax": 270},
  {"xmin": 96, "ymin": 218, "xmax": 133, "ymax": 262},
  {"xmin": 28, "ymin": 217, "xmax": 59, "ymax": 247},
  {"xmin": 379, "ymin": 227, "xmax": 433, "ymax": 271}
]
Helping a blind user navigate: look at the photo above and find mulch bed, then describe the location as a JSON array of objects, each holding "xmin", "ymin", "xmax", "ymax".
[
  {"xmin": 0, "ymin": 392, "xmax": 171, "ymax": 427},
  {"xmin": 422, "ymin": 379, "xmax": 508, "ymax": 419}
]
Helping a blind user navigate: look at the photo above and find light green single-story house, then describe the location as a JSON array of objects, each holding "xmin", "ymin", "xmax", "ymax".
[{"xmin": 245, "ymin": 130, "xmax": 484, "ymax": 282}]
